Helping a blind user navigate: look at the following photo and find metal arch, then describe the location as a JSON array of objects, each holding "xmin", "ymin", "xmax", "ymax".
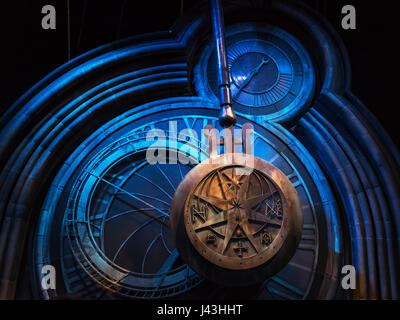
[{"xmin": 296, "ymin": 94, "xmax": 400, "ymax": 299}]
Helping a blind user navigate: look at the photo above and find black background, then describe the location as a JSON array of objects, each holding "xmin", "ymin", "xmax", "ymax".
[{"xmin": 1, "ymin": 0, "xmax": 398, "ymax": 148}]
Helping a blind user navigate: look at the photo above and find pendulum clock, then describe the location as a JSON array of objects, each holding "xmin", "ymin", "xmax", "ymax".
[{"xmin": 0, "ymin": 0, "xmax": 399, "ymax": 300}]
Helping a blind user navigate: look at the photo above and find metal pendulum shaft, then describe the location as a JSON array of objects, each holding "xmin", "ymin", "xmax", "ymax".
[{"xmin": 211, "ymin": 0, "xmax": 237, "ymax": 129}]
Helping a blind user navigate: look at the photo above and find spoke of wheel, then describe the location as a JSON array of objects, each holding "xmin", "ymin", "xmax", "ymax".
[
  {"xmin": 135, "ymin": 172, "xmax": 173, "ymax": 200},
  {"xmin": 114, "ymin": 192, "xmax": 170, "ymax": 207},
  {"xmin": 112, "ymin": 214, "xmax": 165, "ymax": 262},
  {"xmin": 248, "ymin": 209, "xmax": 282, "ymax": 227},
  {"xmin": 105, "ymin": 208, "xmax": 156, "ymax": 222},
  {"xmin": 142, "ymin": 234, "xmax": 161, "ymax": 273},
  {"xmin": 178, "ymin": 163, "xmax": 184, "ymax": 181},
  {"xmin": 160, "ymin": 215, "xmax": 172, "ymax": 254},
  {"xmin": 90, "ymin": 173, "xmax": 169, "ymax": 218},
  {"xmin": 155, "ymin": 163, "xmax": 176, "ymax": 192},
  {"xmin": 157, "ymin": 248, "xmax": 180, "ymax": 274},
  {"xmin": 89, "ymin": 222, "xmax": 101, "ymax": 230},
  {"xmin": 193, "ymin": 193, "xmax": 230, "ymax": 211},
  {"xmin": 193, "ymin": 212, "xmax": 227, "ymax": 231},
  {"xmin": 115, "ymin": 197, "xmax": 169, "ymax": 228}
]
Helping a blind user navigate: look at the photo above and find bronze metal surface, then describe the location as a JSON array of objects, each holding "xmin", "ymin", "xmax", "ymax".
[{"xmin": 170, "ymin": 154, "xmax": 303, "ymax": 286}]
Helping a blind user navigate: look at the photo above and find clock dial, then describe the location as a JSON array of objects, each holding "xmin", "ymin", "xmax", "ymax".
[
  {"xmin": 228, "ymin": 40, "xmax": 293, "ymax": 107},
  {"xmin": 63, "ymin": 144, "xmax": 202, "ymax": 299},
  {"xmin": 34, "ymin": 100, "xmax": 341, "ymax": 299},
  {"xmin": 195, "ymin": 23, "xmax": 316, "ymax": 123}
]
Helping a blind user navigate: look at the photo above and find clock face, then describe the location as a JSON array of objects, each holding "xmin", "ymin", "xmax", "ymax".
[
  {"xmin": 33, "ymin": 101, "xmax": 341, "ymax": 300},
  {"xmin": 195, "ymin": 23, "xmax": 316, "ymax": 123},
  {"xmin": 63, "ymin": 138, "xmax": 202, "ymax": 299},
  {"xmin": 228, "ymin": 40, "xmax": 294, "ymax": 107}
]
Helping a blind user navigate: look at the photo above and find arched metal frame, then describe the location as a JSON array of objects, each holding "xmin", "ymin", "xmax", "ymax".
[{"xmin": 0, "ymin": 0, "xmax": 398, "ymax": 300}]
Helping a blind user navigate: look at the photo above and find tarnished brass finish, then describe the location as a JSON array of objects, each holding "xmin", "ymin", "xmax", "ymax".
[
  {"xmin": 186, "ymin": 165, "xmax": 283, "ymax": 270},
  {"xmin": 170, "ymin": 154, "xmax": 303, "ymax": 286}
]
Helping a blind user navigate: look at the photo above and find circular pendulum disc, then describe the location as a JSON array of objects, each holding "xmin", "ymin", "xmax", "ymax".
[{"xmin": 170, "ymin": 154, "xmax": 303, "ymax": 286}]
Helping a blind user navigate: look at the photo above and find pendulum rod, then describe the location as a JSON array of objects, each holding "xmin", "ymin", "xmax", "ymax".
[{"xmin": 211, "ymin": 0, "xmax": 237, "ymax": 129}]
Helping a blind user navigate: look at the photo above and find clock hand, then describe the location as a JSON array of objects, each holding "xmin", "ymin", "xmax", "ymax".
[
  {"xmin": 232, "ymin": 58, "xmax": 270, "ymax": 100},
  {"xmin": 234, "ymin": 62, "xmax": 264, "ymax": 95}
]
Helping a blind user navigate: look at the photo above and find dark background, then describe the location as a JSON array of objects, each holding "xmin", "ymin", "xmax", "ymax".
[{"xmin": 1, "ymin": 0, "xmax": 398, "ymax": 147}]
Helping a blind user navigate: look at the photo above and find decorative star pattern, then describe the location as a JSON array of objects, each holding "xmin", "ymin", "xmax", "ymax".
[{"xmin": 189, "ymin": 167, "xmax": 283, "ymax": 258}]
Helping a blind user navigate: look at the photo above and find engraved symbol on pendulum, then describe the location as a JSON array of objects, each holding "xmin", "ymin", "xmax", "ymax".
[
  {"xmin": 191, "ymin": 204, "xmax": 208, "ymax": 223},
  {"xmin": 207, "ymin": 233, "xmax": 217, "ymax": 247},
  {"xmin": 233, "ymin": 241, "xmax": 248, "ymax": 258},
  {"xmin": 261, "ymin": 229, "xmax": 272, "ymax": 246},
  {"xmin": 265, "ymin": 196, "xmax": 283, "ymax": 218}
]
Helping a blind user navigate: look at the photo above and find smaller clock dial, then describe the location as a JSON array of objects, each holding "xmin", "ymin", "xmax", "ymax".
[
  {"xmin": 230, "ymin": 52, "xmax": 279, "ymax": 95},
  {"xmin": 227, "ymin": 39, "xmax": 295, "ymax": 110},
  {"xmin": 196, "ymin": 23, "xmax": 316, "ymax": 123}
]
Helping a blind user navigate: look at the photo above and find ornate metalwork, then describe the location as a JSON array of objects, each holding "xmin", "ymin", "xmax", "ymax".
[
  {"xmin": 186, "ymin": 165, "xmax": 283, "ymax": 266},
  {"xmin": 170, "ymin": 154, "xmax": 303, "ymax": 286}
]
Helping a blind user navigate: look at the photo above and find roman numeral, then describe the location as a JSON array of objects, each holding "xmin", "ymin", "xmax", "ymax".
[
  {"xmin": 267, "ymin": 275, "xmax": 304, "ymax": 300},
  {"xmin": 298, "ymin": 224, "xmax": 317, "ymax": 252}
]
